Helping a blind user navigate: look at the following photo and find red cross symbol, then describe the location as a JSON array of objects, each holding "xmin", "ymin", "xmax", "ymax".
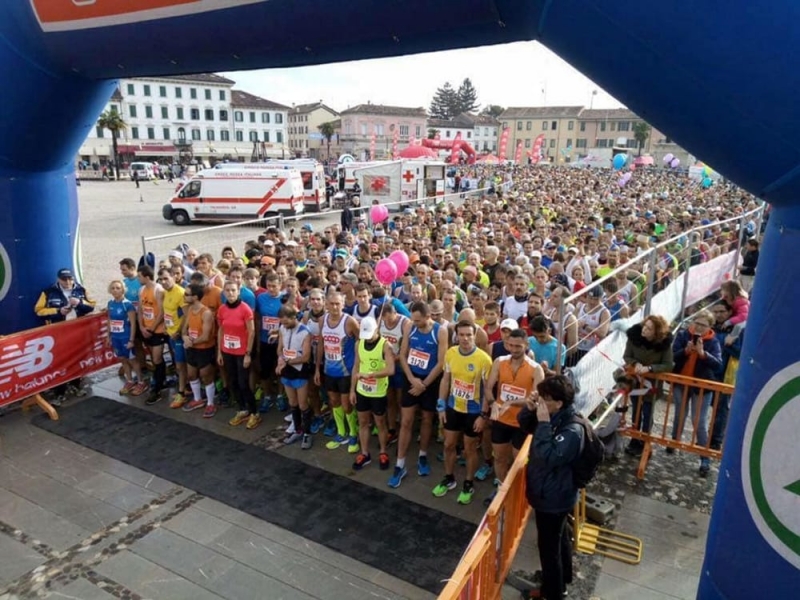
[{"xmin": 402, "ymin": 170, "xmax": 414, "ymax": 183}]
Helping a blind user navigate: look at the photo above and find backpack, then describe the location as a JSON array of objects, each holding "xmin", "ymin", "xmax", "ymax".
[
  {"xmin": 569, "ymin": 414, "xmax": 605, "ymax": 489},
  {"xmin": 138, "ymin": 252, "xmax": 156, "ymax": 270}
]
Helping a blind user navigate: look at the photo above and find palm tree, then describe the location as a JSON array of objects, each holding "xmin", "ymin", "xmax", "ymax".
[
  {"xmin": 97, "ymin": 108, "xmax": 127, "ymax": 180},
  {"xmin": 632, "ymin": 121, "xmax": 651, "ymax": 156},
  {"xmin": 318, "ymin": 121, "xmax": 336, "ymax": 162}
]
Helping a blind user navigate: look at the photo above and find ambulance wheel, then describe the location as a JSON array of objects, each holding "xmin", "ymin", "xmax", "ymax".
[{"xmin": 172, "ymin": 210, "xmax": 190, "ymax": 226}]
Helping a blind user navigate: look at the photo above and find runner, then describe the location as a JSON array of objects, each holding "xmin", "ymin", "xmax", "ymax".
[
  {"xmin": 301, "ymin": 288, "xmax": 328, "ymax": 435},
  {"xmin": 390, "ymin": 301, "xmax": 449, "ymax": 488},
  {"xmin": 434, "ymin": 321, "xmax": 493, "ymax": 504},
  {"xmin": 106, "ymin": 280, "xmax": 146, "ymax": 396},
  {"xmin": 137, "ymin": 265, "xmax": 169, "ymax": 406},
  {"xmin": 276, "ymin": 305, "xmax": 314, "ymax": 448},
  {"xmin": 378, "ymin": 301, "xmax": 411, "ymax": 445},
  {"xmin": 181, "ymin": 283, "xmax": 218, "ymax": 417},
  {"xmin": 158, "ymin": 268, "xmax": 188, "ymax": 408},
  {"xmin": 350, "ymin": 316, "xmax": 395, "ymax": 471},
  {"xmin": 255, "ymin": 273, "xmax": 285, "ymax": 412}
]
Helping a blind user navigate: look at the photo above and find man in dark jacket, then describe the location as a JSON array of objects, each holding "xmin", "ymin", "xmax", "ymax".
[{"xmin": 518, "ymin": 375, "xmax": 582, "ymax": 599}]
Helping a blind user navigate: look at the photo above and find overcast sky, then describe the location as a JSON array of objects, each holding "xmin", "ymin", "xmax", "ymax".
[{"xmin": 222, "ymin": 41, "xmax": 623, "ymax": 113}]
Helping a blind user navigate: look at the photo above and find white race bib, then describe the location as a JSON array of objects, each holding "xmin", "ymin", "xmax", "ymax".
[
  {"xmin": 164, "ymin": 313, "xmax": 175, "ymax": 328},
  {"xmin": 358, "ymin": 376, "xmax": 378, "ymax": 394},
  {"xmin": 223, "ymin": 334, "xmax": 242, "ymax": 350},
  {"xmin": 110, "ymin": 320, "xmax": 125, "ymax": 334},
  {"xmin": 408, "ymin": 349, "xmax": 430, "ymax": 370},
  {"xmin": 324, "ymin": 342, "xmax": 342, "ymax": 362},
  {"xmin": 283, "ymin": 348, "xmax": 298, "ymax": 361},
  {"xmin": 452, "ymin": 378, "xmax": 475, "ymax": 412},
  {"xmin": 142, "ymin": 306, "xmax": 154, "ymax": 320},
  {"xmin": 262, "ymin": 316, "xmax": 280, "ymax": 331}
]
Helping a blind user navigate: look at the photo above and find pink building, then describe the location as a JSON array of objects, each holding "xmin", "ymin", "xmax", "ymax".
[{"xmin": 339, "ymin": 103, "xmax": 427, "ymax": 159}]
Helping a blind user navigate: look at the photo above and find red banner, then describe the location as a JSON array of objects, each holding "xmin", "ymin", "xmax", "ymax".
[
  {"xmin": 530, "ymin": 133, "xmax": 545, "ymax": 164},
  {"xmin": 450, "ymin": 131, "xmax": 463, "ymax": 164},
  {"xmin": 392, "ymin": 126, "xmax": 399, "ymax": 160},
  {"xmin": 514, "ymin": 139, "xmax": 523, "ymax": 163},
  {"xmin": 369, "ymin": 130, "xmax": 376, "ymax": 159},
  {"xmin": 498, "ymin": 127, "xmax": 510, "ymax": 161},
  {"xmin": 0, "ymin": 313, "xmax": 118, "ymax": 407}
]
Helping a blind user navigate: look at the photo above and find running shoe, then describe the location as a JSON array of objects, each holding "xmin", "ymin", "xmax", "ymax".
[
  {"xmin": 254, "ymin": 386, "xmax": 264, "ymax": 401},
  {"xmin": 310, "ymin": 416, "xmax": 325, "ymax": 434},
  {"xmin": 182, "ymin": 399, "xmax": 206, "ymax": 412},
  {"xmin": 353, "ymin": 453, "xmax": 372, "ymax": 471},
  {"xmin": 347, "ymin": 436, "xmax": 360, "ymax": 454},
  {"xmin": 417, "ymin": 455, "xmax": 431, "ymax": 476},
  {"xmin": 457, "ymin": 483, "xmax": 475, "ymax": 505},
  {"xmin": 323, "ymin": 419, "xmax": 337, "ymax": 437},
  {"xmin": 301, "ymin": 434, "xmax": 313, "ymax": 450},
  {"xmin": 379, "ymin": 453, "xmax": 390, "ymax": 471},
  {"xmin": 217, "ymin": 388, "xmax": 231, "ymax": 407},
  {"xmin": 246, "ymin": 414, "xmax": 262, "ymax": 430},
  {"xmin": 276, "ymin": 394, "xmax": 289, "ymax": 412},
  {"xmin": 432, "ymin": 477, "xmax": 458, "ymax": 497},
  {"xmin": 326, "ymin": 434, "xmax": 348, "ymax": 450},
  {"xmin": 285, "ymin": 421, "xmax": 296, "ymax": 435},
  {"xmin": 51, "ymin": 395, "xmax": 65, "ymax": 407},
  {"xmin": 258, "ymin": 395, "xmax": 274, "ymax": 413},
  {"xmin": 483, "ymin": 490, "xmax": 497, "ymax": 507},
  {"xmin": 284, "ymin": 413, "xmax": 293, "ymax": 422},
  {"xmin": 387, "ymin": 466, "xmax": 407, "ymax": 488},
  {"xmin": 129, "ymin": 381, "xmax": 149, "ymax": 397},
  {"xmin": 202, "ymin": 404, "xmax": 217, "ymax": 419},
  {"xmin": 475, "ymin": 463, "xmax": 494, "ymax": 482},
  {"xmin": 145, "ymin": 390, "xmax": 163, "ymax": 406},
  {"xmin": 66, "ymin": 384, "xmax": 87, "ymax": 397},
  {"xmin": 387, "ymin": 430, "xmax": 398, "ymax": 446},
  {"xmin": 284, "ymin": 431, "xmax": 303, "ymax": 445},
  {"xmin": 119, "ymin": 381, "xmax": 136, "ymax": 396},
  {"xmin": 371, "ymin": 425, "xmax": 379, "ymax": 436},
  {"xmin": 169, "ymin": 392, "xmax": 186, "ymax": 409},
  {"xmin": 229, "ymin": 411, "xmax": 250, "ymax": 427}
]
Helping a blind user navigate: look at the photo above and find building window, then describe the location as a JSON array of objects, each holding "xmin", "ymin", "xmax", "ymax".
[
  {"xmin": 445, "ymin": 130, "xmax": 451, "ymax": 138},
  {"xmin": 600, "ymin": 122, "xmax": 606, "ymax": 132},
  {"xmin": 551, "ymin": 121, "xmax": 557, "ymax": 130},
  {"xmin": 95, "ymin": 125, "xmax": 104, "ymax": 138},
  {"xmin": 144, "ymin": 106, "xmax": 153, "ymax": 119},
  {"xmin": 175, "ymin": 87, "xmax": 182, "ymax": 99},
  {"xmin": 618, "ymin": 121, "xmax": 630, "ymax": 132},
  {"xmin": 517, "ymin": 121, "xmax": 523, "ymax": 131},
  {"xmin": 597, "ymin": 139, "xmax": 607, "ymax": 148},
  {"xmin": 219, "ymin": 90, "xmax": 226, "ymax": 101},
  {"xmin": 610, "ymin": 122, "xmax": 616, "ymax": 131},
  {"xmin": 163, "ymin": 127, "xmax": 170, "ymax": 140},
  {"xmin": 568, "ymin": 121, "xmax": 574, "ymax": 131},
  {"xmin": 276, "ymin": 114, "xmax": 283, "ymax": 124},
  {"xmin": 176, "ymin": 107, "xmax": 184, "ymax": 120},
  {"xmin": 360, "ymin": 123, "xmax": 367, "ymax": 136},
  {"xmin": 190, "ymin": 108, "xmax": 200, "ymax": 120},
  {"xmin": 415, "ymin": 125, "xmax": 421, "ymax": 137},
  {"xmin": 399, "ymin": 125, "xmax": 409, "ymax": 136},
  {"xmin": 664, "ymin": 136, "xmax": 673, "ymax": 143},
  {"xmin": 484, "ymin": 127, "xmax": 489, "ymax": 136},
  {"xmin": 191, "ymin": 128, "xmax": 201, "ymax": 141},
  {"xmin": 130, "ymin": 127, "xmax": 139, "ymax": 139},
  {"xmin": 549, "ymin": 139, "xmax": 555, "ymax": 148},
  {"xmin": 129, "ymin": 105, "xmax": 137, "ymax": 118},
  {"xmin": 190, "ymin": 88, "xmax": 197, "ymax": 99},
  {"xmin": 177, "ymin": 127, "xmax": 186, "ymax": 140},
  {"xmin": 219, "ymin": 109, "xmax": 228, "ymax": 121},
  {"xmin": 158, "ymin": 85, "xmax": 166, "ymax": 98},
  {"xmin": 207, "ymin": 129, "xmax": 215, "ymax": 141},
  {"xmin": 161, "ymin": 106, "xmax": 169, "ymax": 119},
  {"xmin": 345, "ymin": 121, "xmax": 352, "ymax": 135},
  {"xmin": 221, "ymin": 130, "xmax": 230, "ymax": 141},
  {"xmin": 146, "ymin": 127, "xmax": 154, "ymax": 140},
  {"xmin": 580, "ymin": 122, "xmax": 586, "ymax": 132},
  {"xmin": 566, "ymin": 139, "xmax": 572, "ymax": 148},
  {"xmin": 235, "ymin": 130, "xmax": 244, "ymax": 142},
  {"xmin": 143, "ymin": 84, "xmax": 151, "ymax": 97},
  {"xmin": 205, "ymin": 109, "xmax": 214, "ymax": 121},
  {"xmin": 263, "ymin": 131, "xmax": 270, "ymax": 142},
  {"xmin": 126, "ymin": 83, "xmax": 135, "ymax": 95},
  {"xmin": 276, "ymin": 132, "xmax": 283, "ymax": 143},
  {"xmin": 542, "ymin": 121, "xmax": 548, "ymax": 130},
  {"xmin": 204, "ymin": 89, "xmax": 211, "ymax": 101},
  {"xmin": 249, "ymin": 112, "xmax": 256, "ymax": 123},
  {"xmin": 576, "ymin": 138, "xmax": 587, "ymax": 148},
  {"xmin": 262, "ymin": 112, "xmax": 270, "ymax": 123},
  {"xmin": 526, "ymin": 121, "xmax": 532, "ymax": 130},
  {"xmin": 524, "ymin": 138, "xmax": 531, "ymax": 148},
  {"xmin": 248, "ymin": 131, "xmax": 258, "ymax": 142},
  {"xmin": 467, "ymin": 131, "xmax": 472, "ymax": 139},
  {"xmin": 376, "ymin": 124, "xmax": 384, "ymax": 135}
]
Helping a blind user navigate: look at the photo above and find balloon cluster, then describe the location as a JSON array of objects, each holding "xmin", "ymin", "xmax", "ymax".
[
  {"xmin": 612, "ymin": 153, "xmax": 628, "ymax": 170},
  {"xmin": 663, "ymin": 153, "xmax": 680, "ymax": 169},
  {"xmin": 375, "ymin": 250, "xmax": 410, "ymax": 285},
  {"xmin": 370, "ymin": 204, "xmax": 389, "ymax": 223},
  {"xmin": 617, "ymin": 171, "xmax": 633, "ymax": 187}
]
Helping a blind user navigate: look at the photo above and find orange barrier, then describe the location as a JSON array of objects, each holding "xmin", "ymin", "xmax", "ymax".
[
  {"xmin": 619, "ymin": 372, "xmax": 734, "ymax": 479},
  {"xmin": 437, "ymin": 435, "xmax": 532, "ymax": 600}
]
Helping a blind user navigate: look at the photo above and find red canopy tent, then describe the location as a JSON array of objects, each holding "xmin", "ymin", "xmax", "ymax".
[{"xmin": 398, "ymin": 145, "xmax": 438, "ymax": 159}]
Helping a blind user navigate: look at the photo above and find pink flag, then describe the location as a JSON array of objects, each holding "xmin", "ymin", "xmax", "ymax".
[
  {"xmin": 498, "ymin": 127, "xmax": 510, "ymax": 161},
  {"xmin": 392, "ymin": 126, "xmax": 399, "ymax": 160},
  {"xmin": 369, "ymin": 129, "xmax": 376, "ymax": 159}
]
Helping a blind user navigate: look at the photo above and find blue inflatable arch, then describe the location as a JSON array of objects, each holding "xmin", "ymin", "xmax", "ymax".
[{"xmin": 2, "ymin": 2, "xmax": 799, "ymax": 597}]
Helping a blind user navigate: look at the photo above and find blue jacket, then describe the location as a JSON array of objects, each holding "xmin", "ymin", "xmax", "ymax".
[
  {"xmin": 34, "ymin": 282, "xmax": 95, "ymax": 324},
  {"xmin": 519, "ymin": 405, "xmax": 583, "ymax": 514},
  {"xmin": 672, "ymin": 328, "xmax": 723, "ymax": 382}
]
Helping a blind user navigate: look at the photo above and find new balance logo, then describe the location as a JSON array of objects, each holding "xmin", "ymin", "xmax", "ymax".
[{"xmin": 0, "ymin": 337, "xmax": 55, "ymax": 385}]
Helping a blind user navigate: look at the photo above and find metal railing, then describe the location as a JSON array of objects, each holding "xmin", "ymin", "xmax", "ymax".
[{"xmin": 141, "ymin": 185, "xmax": 492, "ymax": 262}]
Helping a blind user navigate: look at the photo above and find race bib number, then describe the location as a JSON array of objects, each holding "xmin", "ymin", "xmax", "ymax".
[
  {"xmin": 452, "ymin": 379, "xmax": 475, "ymax": 413},
  {"xmin": 223, "ymin": 334, "xmax": 242, "ymax": 350},
  {"xmin": 408, "ymin": 349, "xmax": 430, "ymax": 370},
  {"xmin": 188, "ymin": 328, "xmax": 199, "ymax": 340},
  {"xmin": 262, "ymin": 316, "xmax": 280, "ymax": 332},
  {"xmin": 283, "ymin": 348, "xmax": 298, "ymax": 361},
  {"xmin": 110, "ymin": 320, "xmax": 125, "ymax": 334},
  {"xmin": 499, "ymin": 383, "xmax": 527, "ymax": 405},
  {"xmin": 164, "ymin": 313, "xmax": 175, "ymax": 328},
  {"xmin": 142, "ymin": 306, "xmax": 154, "ymax": 321},
  {"xmin": 358, "ymin": 376, "xmax": 378, "ymax": 394},
  {"xmin": 324, "ymin": 343, "xmax": 342, "ymax": 362}
]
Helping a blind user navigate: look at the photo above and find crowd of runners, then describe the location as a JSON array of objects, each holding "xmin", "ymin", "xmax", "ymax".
[{"xmin": 91, "ymin": 163, "xmax": 761, "ymax": 508}]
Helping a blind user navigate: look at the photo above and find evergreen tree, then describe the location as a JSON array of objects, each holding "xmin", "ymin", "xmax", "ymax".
[
  {"xmin": 429, "ymin": 82, "xmax": 458, "ymax": 119},
  {"xmin": 456, "ymin": 78, "xmax": 480, "ymax": 114},
  {"xmin": 480, "ymin": 104, "xmax": 505, "ymax": 118}
]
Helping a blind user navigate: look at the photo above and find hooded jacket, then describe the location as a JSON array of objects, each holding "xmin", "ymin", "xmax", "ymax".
[{"xmin": 622, "ymin": 323, "xmax": 674, "ymax": 373}]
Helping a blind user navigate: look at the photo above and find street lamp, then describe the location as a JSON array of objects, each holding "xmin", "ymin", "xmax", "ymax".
[{"xmin": 590, "ymin": 89, "xmax": 598, "ymax": 109}]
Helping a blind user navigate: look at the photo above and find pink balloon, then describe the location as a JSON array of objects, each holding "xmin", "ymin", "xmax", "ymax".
[
  {"xmin": 663, "ymin": 153, "xmax": 674, "ymax": 163},
  {"xmin": 670, "ymin": 158, "xmax": 680, "ymax": 169},
  {"xmin": 388, "ymin": 250, "xmax": 409, "ymax": 274},
  {"xmin": 370, "ymin": 204, "xmax": 388, "ymax": 224},
  {"xmin": 374, "ymin": 258, "xmax": 398, "ymax": 285}
]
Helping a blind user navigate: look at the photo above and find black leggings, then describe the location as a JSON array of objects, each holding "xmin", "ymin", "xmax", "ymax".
[
  {"xmin": 223, "ymin": 353, "xmax": 256, "ymax": 414},
  {"xmin": 534, "ymin": 509, "xmax": 573, "ymax": 599}
]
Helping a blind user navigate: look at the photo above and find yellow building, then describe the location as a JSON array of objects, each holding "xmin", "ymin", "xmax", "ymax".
[
  {"xmin": 498, "ymin": 106, "xmax": 583, "ymax": 162},
  {"xmin": 287, "ymin": 101, "xmax": 340, "ymax": 159}
]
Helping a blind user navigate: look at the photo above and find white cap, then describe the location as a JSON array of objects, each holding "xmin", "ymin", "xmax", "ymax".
[
  {"xmin": 359, "ymin": 316, "xmax": 379, "ymax": 340},
  {"xmin": 500, "ymin": 318, "xmax": 518, "ymax": 331}
]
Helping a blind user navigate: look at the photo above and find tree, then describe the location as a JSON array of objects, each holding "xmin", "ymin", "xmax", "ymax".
[
  {"xmin": 633, "ymin": 121, "xmax": 651, "ymax": 156},
  {"xmin": 318, "ymin": 121, "xmax": 336, "ymax": 162},
  {"xmin": 456, "ymin": 78, "xmax": 480, "ymax": 114},
  {"xmin": 480, "ymin": 104, "xmax": 505, "ymax": 118},
  {"xmin": 429, "ymin": 82, "xmax": 458, "ymax": 119},
  {"xmin": 427, "ymin": 128, "xmax": 440, "ymax": 139},
  {"xmin": 97, "ymin": 107, "xmax": 127, "ymax": 180}
]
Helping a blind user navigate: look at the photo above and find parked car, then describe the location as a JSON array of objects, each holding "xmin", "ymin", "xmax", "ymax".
[{"xmin": 129, "ymin": 162, "xmax": 154, "ymax": 180}]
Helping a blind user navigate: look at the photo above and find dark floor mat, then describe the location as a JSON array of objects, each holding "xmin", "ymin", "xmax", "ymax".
[{"xmin": 33, "ymin": 397, "xmax": 475, "ymax": 594}]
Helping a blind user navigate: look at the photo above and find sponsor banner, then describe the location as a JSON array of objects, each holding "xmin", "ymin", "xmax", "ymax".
[
  {"xmin": 30, "ymin": 0, "xmax": 266, "ymax": 32},
  {"xmin": 0, "ymin": 313, "xmax": 118, "ymax": 407},
  {"xmin": 684, "ymin": 250, "xmax": 736, "ymax": 306}
]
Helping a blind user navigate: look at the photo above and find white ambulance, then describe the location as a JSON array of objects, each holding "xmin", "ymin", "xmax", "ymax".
[
  {"xmin": 162, "ymin": 167, "xmax": 304, "ymax": 225},
  {"xmin": 216, "ymin": 160, "xmax": 328, "ymax": 213},
  {"xmin": 354, "ymin": 159, "xmax": 447, "ymax": 208}
]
